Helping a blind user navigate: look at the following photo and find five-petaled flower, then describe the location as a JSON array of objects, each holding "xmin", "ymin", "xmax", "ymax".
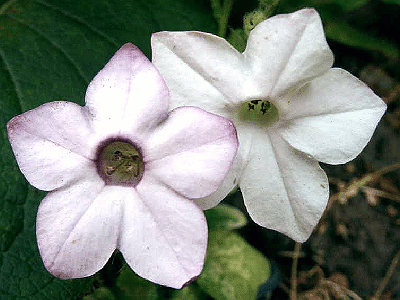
[
  {"xmin": 7, "ymin": 44, "xmax": 238, "ymax": 288},
  {"xmin": 151, "ymin": 8, "xmax": 387, "ymax": 242}
]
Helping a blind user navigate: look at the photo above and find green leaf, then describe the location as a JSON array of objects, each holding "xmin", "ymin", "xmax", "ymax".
[
  {"xmin": 115, "ymin": 266, "xmax": 158, "ymax": 300},
  {"xmin": 324, "ymin": 20, "xmax": 399, "ymax": 59},
  {"xmin": 170, "ymin": 285, "xmax": 207, "ymax": 300},
  {"xmin": 380, "ymin": 0, "xmax": 400, "ymax": 5},
  {"xmin": 332, "ymin": 0, "xmax": 369, "ymax": 11},
  {"xmin": 205, "ymin": 204, "xmax": 247, "ymax": 231},
  {"xmin": 83, "ymin": 287, "xmax": 116, "ymax": 300},
  {"xmin": 197, "ymin": 230, "xmax": 271, "ymax": 300},
  {"xmin": 0, "ymin": 0, "xmax": 216, "ymax": 298}
]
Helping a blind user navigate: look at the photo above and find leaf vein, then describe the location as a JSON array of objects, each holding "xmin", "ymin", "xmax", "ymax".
[
  {"xmin": 31, "ymin": 0, "xmax": 119, "ymax": 47},
  {"xmin": 0, "ymin": 44, "xmax": 24, "ymax": 113},
  {"xmin": 6, "ymin": 14, "xmax": 90, "ymax": 85}
]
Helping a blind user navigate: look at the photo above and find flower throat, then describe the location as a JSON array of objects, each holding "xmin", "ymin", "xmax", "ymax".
[
  {"xmin": 96, "ymin": 138, "xmax": 144, "ymax": 186},
  {"xmin": 237, "ymin": 100, "xmax": 279, "ymax": 126}
]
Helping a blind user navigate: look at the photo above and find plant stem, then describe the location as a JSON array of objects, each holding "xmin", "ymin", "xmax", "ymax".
[{"xmin": 210, "ymin": 0, "xmax": 235, "ymax": 38}]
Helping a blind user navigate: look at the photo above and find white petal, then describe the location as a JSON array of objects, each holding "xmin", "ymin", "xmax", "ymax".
[
  {"xmin": 277, "ymin": 68, "xmax": 387, "ymax": 164},
  {"xmin": 192, "ymin": 157, "xmax": 240, "ymax": 210},
  {"xmin": 85, "ymin": 43, "xmax": 169, "ymax": 141},
  {"xmin": 119, "ymin": 174, "xmax": 207, "ymax": 289},
  {"xmin": 238, "ymin": 125, "xmax": 328, "ymax": 242},
  {"xmin": 36, "ymin": 176, "xmax": 124, "ymax": 279},
  {"xmin": 151, "ymin": 31, "xmax": 244, "ymax": 112},
  {"xmin": 244, "ymin": 8, "xmax": 333, "ymax": 98},
  {"xmin": 144, "ymin": 106, "xmax": 238, "ymax": 199},
  {"xmin": 7, "ymin": 101, "xmax": 97, "ymax": 191}
]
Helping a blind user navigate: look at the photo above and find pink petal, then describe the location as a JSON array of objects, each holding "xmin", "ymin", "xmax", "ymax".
[
  {"xmin": 36, "ymin": 175, "xmax": 124, "ymax": 279},
  {"xmin": 277, "ymin": 68, "xmax": 387, "ymax": 164},
  {"xmin": 7, "ymin": 101, "xmax": 97, "ymax": 191},
  {"xmin": 119, "ymin": 174, "xmax": 208, "ymax": 288},
  {"xmin": 244, "ymin": 8, "xmax": 333, "ymax": 98},
  {"xmin": 85, "ymin": 43, "xmax": 169, "ymax": 142},
  {"xmin": 143, "ymin": 106, "xmax": 238, "ymax": 199}
]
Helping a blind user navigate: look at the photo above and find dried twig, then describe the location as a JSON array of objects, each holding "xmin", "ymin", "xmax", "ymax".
[
  {"xmin": 336, "ymin": 162, "xmax": 400, "ymax": 204},
  {"xmin": 371, "ymin": 248, "xmax": 400, "ymax": 300},
  {"xmin": 290, "ymin": 242, "xmax": 301, "ymax": 300}
]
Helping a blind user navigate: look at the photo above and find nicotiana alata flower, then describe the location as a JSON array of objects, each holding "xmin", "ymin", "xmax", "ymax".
[
  {"xmin": 7, "ymin": 44, "xmax": 238, "ymax": 288},
  {"xmin": 151, "ymin": 8, "xmax": 387, "ymax": 242}
]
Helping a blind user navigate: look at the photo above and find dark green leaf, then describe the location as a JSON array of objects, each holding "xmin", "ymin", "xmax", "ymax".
[
  {"xmin": 380, "ymin": 0, "xmax": 400, "ymax": 5},
  {"xmin": 83, "ymin": 287, "xmax": 116, "ymax": 300},
  {"xmin": 332, "ymin": 0, "xmax": 369, "ymax": 11},
  {"xmin": 170, "ymin": 285, "xmax": 207, "ymax": 300},
  {"xmin": 115, "ymin": 266, "xmax": 158, "ymax": 300},
  {"xmin": 324, "ymin": 19, "xmax": 399, "ymax": 60}
]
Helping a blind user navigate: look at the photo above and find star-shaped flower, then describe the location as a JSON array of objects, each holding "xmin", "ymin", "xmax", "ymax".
[
  {"xmin": 151, "ymin": 8, "xmax": 387, "ymax": 242},
  {"xmin": 7, "ymin": 44, "xmax": 238, "ymax": 288}
]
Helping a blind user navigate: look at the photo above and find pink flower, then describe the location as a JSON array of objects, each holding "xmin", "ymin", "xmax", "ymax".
[{"xmin": 7, "ymin": 44, "xmax": 238, "ymax": 288}]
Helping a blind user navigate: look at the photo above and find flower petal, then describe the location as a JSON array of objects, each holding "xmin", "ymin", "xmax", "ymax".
[
  {"xmin": 277, "ymin": 68, "xmax": 387, "ymax": 164},
  {"xmin": 244, "ymin": 8, "xmax": 333, "ymax": 98},
  {"xmin": 85, "ymin": 43, "xmax": 169, "ymax": 141},
  {"xmin": 192, "ymin": 157, "xmax": 240, "ymax": 210},
  {"xmin": 119, "ymin": 174, "xmax": 207, "ymax": 289},
  {"xmin": 7, "ymin": 101, "xmax": 96, "ymax": 191},
  {"xmin": 144, "ymin": 106, "xmax": 238, "ymax": 199},
  {"xmin": 36, "ymin": 175, "xmax": 124, "ymax": 279},
  {"xmin": 238, "ymin": 125, "xmax": 328, "ymax": 242},
  {"xmin": 151, "ymin": 31, "xmax": 245, "ymax": 111}
]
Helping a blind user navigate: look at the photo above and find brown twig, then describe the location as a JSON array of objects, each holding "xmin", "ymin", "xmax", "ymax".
[
  {"xmin": 352, "ymin": 162, "xmax": 400, "ymax": 189},
  {"xmin": 371, "ymin": 248, "xmax": 400, "ymax": 300},
  {"xmin": 336, "ymin": 162, "xmax": 400, "ymax": 204},
  {"xmin": 289, "ymin": 242, "xmax": 301, "ymax": 300}
]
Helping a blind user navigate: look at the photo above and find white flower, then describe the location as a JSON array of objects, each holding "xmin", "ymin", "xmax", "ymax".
[
  {"xmin": 151, "ymin": 8, "xmax": 387, "ymax": 242},
  {"xmin": 7, "ymin": 44, "xmax": 238, "ymax": 288}
]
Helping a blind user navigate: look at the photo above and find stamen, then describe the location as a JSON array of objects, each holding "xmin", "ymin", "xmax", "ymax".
[{"xmin": 237, "ymin": 99, "xmax": 279, "ymax": 126}]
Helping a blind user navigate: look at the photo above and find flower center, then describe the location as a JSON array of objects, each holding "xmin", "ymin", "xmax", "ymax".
[
  {"xmin": 96, "ymin": 138, "xmax": 144, "ymax": 186},
  {"xmin": 237, "ymin": 99, "xmax": 279, "ymax": 126}
]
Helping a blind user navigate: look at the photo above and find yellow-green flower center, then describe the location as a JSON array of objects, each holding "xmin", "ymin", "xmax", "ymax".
[
  {"xmin": 96, "ymin": 138, "xmax": 144, "ymax": 186},
  {"xmin": 237, "ymin": 100, "xmax": 279, "ymax": 126}
]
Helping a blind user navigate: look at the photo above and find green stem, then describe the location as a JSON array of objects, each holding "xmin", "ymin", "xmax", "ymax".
[
  {"xmin": 210, "ymin": 0, "xmax": 235, "ymax": 38},
  {"xmin": 218, "ymin": 0, "xmax": 234, "ymax": 38}
]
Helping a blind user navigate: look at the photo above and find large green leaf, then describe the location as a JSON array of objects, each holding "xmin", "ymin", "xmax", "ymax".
[
  {"xmin": 197, "ymin": 230, "xmax": 271, "ymax": 300},
  {"xmin": 0, "ymin": 0, "xmax": 216, "ymax": 298}
]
